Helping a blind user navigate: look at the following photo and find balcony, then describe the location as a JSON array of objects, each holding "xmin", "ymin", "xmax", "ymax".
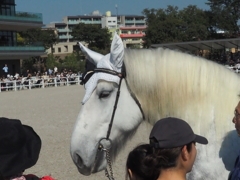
[
  {"xmin": 0, "ymin": 11, "xmax": 42, "ymax": 22},
  {"xmin": 68, "ymin": 21, "xmax": 79, "ymax": 24},
  {"xmin": 0, "ymin": 45, "xmax": 46, "ymax": 60},
  {"xmin": 125, "ymin": 20, "xmax": 134, "ymax": 23},
  {"xmin": 0, "ymin": 46, "xmax": 44, "ymax": 51},
  {"xmin": 0, "ymin": 11, "xmax": 44, "ymax": 31},
  {"xmin": 120, "ymin": 34, "xmax": 146, "ymax": 38},
  {"xmin": 58, "ymin": 29, "xmax": 72, "ymax": 32},
  {"xmin": 59, "ymin": 35, "xmax": 69, "ymax": 39},
  {"xmin": 135, "ymin": 20, "xmax": 146, "ymax": 23}
]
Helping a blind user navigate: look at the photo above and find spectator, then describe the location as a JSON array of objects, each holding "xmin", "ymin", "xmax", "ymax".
[
  {"xmin": 229, "ymin": 101, "xmax": 240, "ymax": 179},
  {"xmin": 126, "ymin": 117, "xmax": 208, "ymax": 180},
  {"xmin": 54, "ymin": 66, "xmax": 58, "ymax": 76},
  {"xmin": 48, "ymin": 68, "xmax": 53, "ymax": 75},
  {"xmin": 0, "ymin": 117, "xmax": 55, "ymax": 180},
  {"xmin": 2, "ymin": 64, "xmax": 8, "ymax": 78},
  {"xmin": 24, "ymin": 70, "xmax": 30, "ymax": 77},
  {"xmin": 14, "ymin": 72, "xmax": 19, "ymax": 80}
]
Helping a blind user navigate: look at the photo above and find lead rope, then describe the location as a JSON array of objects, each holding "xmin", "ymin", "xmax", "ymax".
[
  {"xmin": 104, "ymin": 148, "xmax": 114, "ymax": 180},
  {"xmin": 93, "ymin": 67, "xmax": 125, "ymax": 180}
]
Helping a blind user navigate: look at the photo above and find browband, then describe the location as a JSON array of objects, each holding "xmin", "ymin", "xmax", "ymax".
[{"xmin": 94, "ymin": 68, "xmax": 122, "ymax": 77}]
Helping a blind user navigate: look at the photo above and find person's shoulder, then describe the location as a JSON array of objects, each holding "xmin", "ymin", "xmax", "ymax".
[
  {"xmin": 24, "ymin": 174, "xmax": 56, "ymax": 180},
  {"xmin": 40, "ymin": 176, "xmax": 56, "ymax": 180}
]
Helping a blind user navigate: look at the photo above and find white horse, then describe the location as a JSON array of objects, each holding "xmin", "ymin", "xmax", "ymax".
[{"xmin": 71, "ymin": 33, "xmax": 240, "ymax": 179}]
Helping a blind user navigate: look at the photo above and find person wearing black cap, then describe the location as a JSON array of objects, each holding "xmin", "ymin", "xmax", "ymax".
[
  {"xmin": 0, "ymin": 117, "xmax": 55, "ymax": 180},
  {"xmin": 126, "ymin": 117, "xmax": 208, "ymax": 180}
]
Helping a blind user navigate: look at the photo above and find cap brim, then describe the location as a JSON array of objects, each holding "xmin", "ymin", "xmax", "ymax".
[{"xmin": 194, "ymin": 134, "xmax": 208, "ymax": 144}]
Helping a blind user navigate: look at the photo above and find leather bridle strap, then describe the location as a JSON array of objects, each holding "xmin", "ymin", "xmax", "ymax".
[
  {"xmin": 94, "ymin": 66, "xmax": 145, "ymax": 140},
  {"xmin": 93, "ymin": 68, "xmax": 124, "ymax": 140},
  {"xmin": 106, "ymin": 75, "xmax": 123, "ymax": 140}
]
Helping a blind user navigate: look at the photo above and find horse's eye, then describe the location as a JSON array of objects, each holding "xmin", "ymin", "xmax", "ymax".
[{"xmin": 99, "ymin": 91, "xmax": 110, "ymax": 99}]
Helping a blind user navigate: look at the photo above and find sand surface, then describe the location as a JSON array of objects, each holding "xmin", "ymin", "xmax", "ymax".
[{"xmin": 0, "ymin": 85, "xmax": 152, "ymax": 180}]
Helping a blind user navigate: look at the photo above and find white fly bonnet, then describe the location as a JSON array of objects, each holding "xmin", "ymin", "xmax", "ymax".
[{"xmin": 79, "ymin": 32, "xmax": 124, "ymax": 104}]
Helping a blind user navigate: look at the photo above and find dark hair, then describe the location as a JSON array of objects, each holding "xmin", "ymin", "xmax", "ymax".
[
  {"xmin": 0, "ymin": 173, "xmax": 3, "ymax": 180},
  {"xmin": 126, "ymin": 142, "xmax": 193, "ymax": 180}
]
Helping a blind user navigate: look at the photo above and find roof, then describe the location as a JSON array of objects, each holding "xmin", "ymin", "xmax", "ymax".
[{"xmin": 151, "ymin": 38, "xmax": 240, "ymax": 51}]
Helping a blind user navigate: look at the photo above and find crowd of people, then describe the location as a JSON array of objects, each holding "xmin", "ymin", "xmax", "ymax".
[{"xmin": 1, "ymin": 65, "xmax": 82, "ymax": 91}]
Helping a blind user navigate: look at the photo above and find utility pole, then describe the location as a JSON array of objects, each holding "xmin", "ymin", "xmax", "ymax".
[{"xmin": 115, "ymin": 4, "xmax": 118, "ymax": 28}]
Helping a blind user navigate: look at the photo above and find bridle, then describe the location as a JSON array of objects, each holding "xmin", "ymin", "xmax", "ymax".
[{"xmin": 82, "ymin": 64, "xmax": 145, "ymax": 180}]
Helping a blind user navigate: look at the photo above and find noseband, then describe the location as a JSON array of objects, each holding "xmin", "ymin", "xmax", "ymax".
[{"xmin": 82, "ymin": 65, "xmax": 144, "ymax": 180}]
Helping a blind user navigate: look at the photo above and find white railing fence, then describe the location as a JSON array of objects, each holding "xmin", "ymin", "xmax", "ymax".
[{"xmin": 0, "ymin": 76, "xmax": 82, "ymax": 92}]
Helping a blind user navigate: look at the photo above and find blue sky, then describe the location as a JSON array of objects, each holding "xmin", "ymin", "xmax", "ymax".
[{"xmin": 15, "ymin": 0, "xmax": 210, "ymax": 25}]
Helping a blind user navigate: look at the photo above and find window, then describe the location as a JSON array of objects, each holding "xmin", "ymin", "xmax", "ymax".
[
  {"xmin": 64, "ymin": 46, "xmax": 68, "ymax": 52},
  {"xmin": 58, "ymin": 48, "xmax": 61, "ymax": 53}
]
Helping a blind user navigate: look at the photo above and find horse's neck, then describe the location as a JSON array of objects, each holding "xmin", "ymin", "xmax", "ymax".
[{"xmin": 124, "ymin": 49, "xmax": 240, "ymax": 129}]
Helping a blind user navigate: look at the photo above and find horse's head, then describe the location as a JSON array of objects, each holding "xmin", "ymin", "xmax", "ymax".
[{"xmin": 70, "ymin": 33, "xmax": 143, "ymax": 175}]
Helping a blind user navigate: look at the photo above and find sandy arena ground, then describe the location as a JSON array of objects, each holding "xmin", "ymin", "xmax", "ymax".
[{"xmin": 0, "ymin": 85, "xmax": 152, "ymax": 180}]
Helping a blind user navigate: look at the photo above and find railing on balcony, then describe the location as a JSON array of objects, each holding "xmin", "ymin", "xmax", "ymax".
[
  {"xmin": 0, "ymin": 11, "xmax": 42, "ymax": 22},
  {"xmin": 0, "ymin": 46, "xmax": 45, "ymax": 51},
  {"xmin": 58, "ymin": 35, "xmax": 69, "ymax": 39},
  {"xmin": 0, "ymin": 41, "xmax": 45, "ymax": 51},
  {"xmin": 68, "ymin": 21, "xmax": 79, "ymax": 24},
  {"xmin": 135, "ymin": 20, "xmax": 146, "ymax": 23},
  {"xmin": 125, "ymin": 20, "xmax": 135, "ymax": 23},
  {"xmin": 58, "ymin": 29, "xmax": 72, "ymax": 32}
]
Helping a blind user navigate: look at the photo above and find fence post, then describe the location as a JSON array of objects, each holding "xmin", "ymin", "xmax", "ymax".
[
  {"xmin": 14, "ymin": 80, "xmax": 17, "ymax": 91},
  {"xmin": 77, "ymin": 76, "xmax": 80, "ymax": 85},
  {"xmin": 54, "ymin": 77, "xmax": 57, "ymax": 87},
  {"xmin": 42, "ymin": 79, "xmax": 44, "ymax": 88},
  {"xmin": 67, "ymin": 78, "xmax": 69, "ymax": 86},
  {"xmin": 29, "ymin": 79, "xmax": 31, "ymax": 90}
]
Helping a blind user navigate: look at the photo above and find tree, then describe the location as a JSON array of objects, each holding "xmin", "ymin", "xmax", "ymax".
[
  {"xmin": 71, "ymin": 23, "xmax": 111, "ymax": 53},
  {"xmin": 178, "ymin": 5, "xmax": 211, "ymax": 41},
  {"xmin": 19, "ymin": 28, "xmax": 58, "ymax": 51},
  {"xmin": 142, "ymin": 6, "xmax": 183, "ymax": 47},
  {"xmin": 45, "ymin": 54, "xmax": 59, "ymax": 70},
  {"xmin": 206, "ymin": 0, "xmax": 240, "ymax": 36},
  {"xmin": 60, "ymin": 52, "xmax": 85, "ymax": 73},
  {"xmin": 142, "ymin": 5, "xmax": 212, "ymax": 47}
]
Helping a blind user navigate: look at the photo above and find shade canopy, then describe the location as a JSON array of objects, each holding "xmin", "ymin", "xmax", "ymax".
[{"xmin": 151, "ymin": 38, "xmax": 240, "ymax": 52}]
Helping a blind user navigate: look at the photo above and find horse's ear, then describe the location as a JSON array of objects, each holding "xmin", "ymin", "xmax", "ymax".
[
  {"xmin": 110, "ymin": 32, "xmax": 124, "ymax": 71},
  {"xmin": 78, "ymin": 42, "xmax": 104, "ymax": 66}
]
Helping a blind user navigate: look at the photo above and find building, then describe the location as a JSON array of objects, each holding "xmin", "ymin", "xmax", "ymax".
[
  {"xmin": 0, "ymin": 0, "xmax": 45, "ymax": 76},
  {"xmin": 46, "ymin": 11, "xmax": 147, "ymax": 57},
  {"xmin": 119, "ymin": 27, "xmax": 146, "ymax": 48}
]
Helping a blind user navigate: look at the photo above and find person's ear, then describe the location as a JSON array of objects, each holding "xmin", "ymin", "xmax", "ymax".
[
  {"xmin": 128, "ymin": 169, "xmax": 133, "ymax": 179},
  {"xmin": 181, "ymin": 145, "xmax": 189, "ymax": 161}
]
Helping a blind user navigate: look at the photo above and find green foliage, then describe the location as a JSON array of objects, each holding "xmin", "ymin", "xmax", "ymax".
[
  {"xmin": 19, "ymin": 28, "xmax": 58, "ymax": 50},
  {"xmin": 206, "ymin": 0, "xmax": 240, "ymax": 36},
  {"xmin": 21, "ymin": 58, "xmax": 35, "ymax": 73},
  {"xmin": 45, "ymin": 54, "xmax": 59, "ymax": 69},
  {"xmin": 22, "ymin": 53, "xmax": 86, "ymax": 74},
  {"xmin": 142, "ymin": 5, "xmax": 211, "ymax": 47},
  {"xmin": 71, "ymin": 23, "xmax": 111, "ymax": 52}
]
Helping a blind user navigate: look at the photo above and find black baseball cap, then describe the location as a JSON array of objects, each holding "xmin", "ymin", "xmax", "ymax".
[{"xmin": 149, "ymin": 117, "xmax": 208, "ymax": 148}]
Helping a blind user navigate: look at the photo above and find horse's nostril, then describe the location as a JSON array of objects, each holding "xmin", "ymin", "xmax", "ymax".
[{"xmin": 76, "ymin": 153, "xmax": 83, "ymax": 168}]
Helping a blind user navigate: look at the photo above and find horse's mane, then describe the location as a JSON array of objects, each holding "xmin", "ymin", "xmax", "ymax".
[{"xmin": 124, "ymin": 48, "xmax": 240, "ymax": 135}]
